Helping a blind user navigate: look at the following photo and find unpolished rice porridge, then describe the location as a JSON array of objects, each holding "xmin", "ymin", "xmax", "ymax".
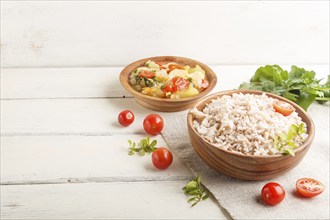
[{"xmin": 190, "ymin": 93, "xmax": 308, "ymax": 156}]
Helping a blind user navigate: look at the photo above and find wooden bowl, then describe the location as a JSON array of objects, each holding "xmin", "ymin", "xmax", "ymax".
[
  {"xmin": 187, "ymin": 90, "xmax": 315, "ymax": 180},
  {"xmin": 119, "ymin": 56, "xmax": 217, "ymax": 112}
]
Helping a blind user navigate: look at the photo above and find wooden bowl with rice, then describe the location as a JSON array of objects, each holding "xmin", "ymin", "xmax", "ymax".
[
  {"xmin": 119, "ymin": 56, "xmax": 217, "ymax": 112},
  {"xmin": 187, "ymin": 90, "xmax": 315, "ymax": 180}
]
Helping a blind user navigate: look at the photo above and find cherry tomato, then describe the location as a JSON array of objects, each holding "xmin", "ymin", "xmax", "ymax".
[
  {"xmin": 273, "ymin": 100, "xmax": 295, "ymax": 116},
  {"xmin": 261, "ymin": 182, "xmax": 285, "ymax": 206},
  {"xmin": 152, "ymin": 147, "xmax": 173, "ymax": 170},
  {"xmin": 139, "ymin": 70, "xmax": 155, "ymax": 78},
  {"xmin": 296, "ymin": 178, "xmax": 324, "ymax": 198},
  {"xmin": 172, "ymin": 77, "xmax": 189, "ymax": 91},
  {"xmin": 201, "ymin": 79, "xmax": 209, "ymax": 90},
  {"xmin": 167, "ymin": 64, "xmax": 184, "ymax": 73},
  {"xmin": 143, "ymin": 114, "xmax": 164, "ymax": 135},
  {"xmin": 118, "ymin": 110, "xmax": 135, "ymax": 127}
]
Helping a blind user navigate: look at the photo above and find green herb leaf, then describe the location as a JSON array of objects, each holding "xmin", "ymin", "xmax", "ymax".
[
  {"xmin": 202, "ymin": 194, "xmax": 209, "ymax": 200},
  {"xmin": 287, "ymin": 124, "xmax": 298, "ymax": 141},
  {"xmin": 296, "ymin": 91, "xmax": 317, "ymax": 111},
  {"xmin": 272, "ymin": 123, "xmax": 305, "ymax": 156},
  {"xmin": 183, "ymin": 180, "xmax": 198, "ymax": 190},
  {"xmin": 239, "ymin": 65, "xmax": 330, "ymax": 110},
  {"xmin": 283, "ymin": 148, "xmax": 295, "ymax": 156},
  {"xmin": 182, "ymin": 175, "xmax": 208, "ymax": 207},
  {"xmin": 127, "ymin": 136, "xmax": 158, "ymax": 156}
]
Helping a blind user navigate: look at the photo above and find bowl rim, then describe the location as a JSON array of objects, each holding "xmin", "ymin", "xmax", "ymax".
[
  {"xmin": 119, "ymin": 56, "xmax": 217, "ymax": 103},
  {"xmin": 187, "ymin": 89, "xmax": 315, "ymax": 158}
]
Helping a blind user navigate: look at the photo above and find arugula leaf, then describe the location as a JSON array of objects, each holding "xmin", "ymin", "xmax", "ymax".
[
  {"xmin": 182, "ymin": 175, "xmax": 209, "ymax": 207},
  {"xmin": 128, "ymin": 136, "xmax": 157, "ymax": 156},
  {"xmin": 239, "ymin": 65, "xmax": 330, "ymax": 110}
]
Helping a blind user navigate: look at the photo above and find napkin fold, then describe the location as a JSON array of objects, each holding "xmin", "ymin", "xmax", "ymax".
[{"xmin": 162, "ymin": 104, "xmax": 329, "ymax": 220}]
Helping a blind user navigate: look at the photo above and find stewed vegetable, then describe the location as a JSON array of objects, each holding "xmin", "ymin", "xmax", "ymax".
[{"xmin": 130, "ymin": 60, "xmax": 209, "ymax": 99}]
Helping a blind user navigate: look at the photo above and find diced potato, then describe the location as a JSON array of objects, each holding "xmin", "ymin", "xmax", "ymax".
[
  {"xmin": 189, "ymin": 65, "xmax": 205, "ymax": 75},
  {"xmin": 184, "ymin": 65, "xmax": 190, "ymax": 72},
  {"xmin": 189, "ymin": 70, "xmax": 205, "ymax": 80},
  {"xmin": 155, "ymin": 69, "xmax": 169, "ymax": 81},
  {"xmin": 136, "ymin": 67, "xmax": 150, "ymax": 73},
  {"xmin": 133, "ymin": 85, "xmax": 142, "ymax": 92},
  {"xmin": 168, "ymin": 69, "xmax": 189, "ymax": 79},
  {"xmin": 146, "ymin": 61, "xmax": 160, "ymax": 70},
  {"xmin": 141, "ymin": 87, "xmax": 164, "ymax": 98},
  {"xmin": 189, "ymin": 71, "xmax": 205, "ymax": 88},
  {"xmin": 170, "ymin": 94, "xmax": 180, "ymax": 99},
  {"xmin": 174, "ymin": 86, "xmax": 199, "ymax": 98},
  {"xmin": 130, "ymin": 76, "xmax": 137, "ymax": 85}
]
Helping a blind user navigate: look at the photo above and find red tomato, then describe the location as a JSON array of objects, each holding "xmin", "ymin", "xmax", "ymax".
[
  {"xmin": 118, "ymin": 110, "xmax": 135, "ymax": 127},
  {"xmin": 261, "ymin": 182, "xmax": 285, "ymax": 206},
  {"xmin": 273, "ymin": 100, "xmax": 295, "ymax": 116},
  {"xmin": 167, "ymin": 64, "xmax": 184, "ymax": 73},
  {"xmin": 201, "ymin": 79, "xmax": 209, "ymax": 90},
  {"xmin": 162, "ymin": 84, "xmax": 177, "ymax": 93},
  {"xmin": 296, "ymin": 178, "xmax": 324, "ymax": 198},
  {"xmin": 143, "ymin": 114, "xmax": 164, "ymax": 135},
  {"xmin": 172, "ymin": 77, "xmax": 189, "ymax": 90},
  {"xmin": 152, "ymin": 147, "xmax": 173, "ymax": 170},
  {"xmin": 139, "ymin": 70, "xmax": 155, "ymax": 78}
]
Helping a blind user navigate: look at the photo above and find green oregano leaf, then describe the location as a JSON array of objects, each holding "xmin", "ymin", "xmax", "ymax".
[
  {"xmin": 182, "ymin": 175, "xmax": 208, "ymax": 207},
  {"xmin": 127, "ymin": 136, "xmax": 158, "ymax": 156}
]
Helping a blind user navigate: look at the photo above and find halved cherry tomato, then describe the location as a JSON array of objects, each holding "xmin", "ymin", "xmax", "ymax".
[
  {"xmin": 261, "ymin": 182, "xmax": 285, "ymax": 206},
  {"xmin": 296, "ymin": 178, "xmax": 324, "ymax": 198},
  {"xmin": 143, "ymin": 114, "xmax": 164, "ymax": 135},
  {"xmin": 201, "ymin": 79, "xmax": 209, "ymax": 90},
  {"xmin": 139, "ymin": 70, "xmax": 155, "ymax": 78},
  {"xmin": 172, "ymin": 77, "xmax": 189, "ymax": 90},
  {"xmin": 167, "ymin": 64, "xmax": 184, "ymax": 73},
  {"xmin": 273, "ymin": 100, "xmax": 295, "ymax": 116},
  {"xmin": 118, "ymin": 110, "xmax": 135, "ymax": 127},
  {"xmin": 152, "ymin": 147, "xmax": 173, "ymax": 170}
]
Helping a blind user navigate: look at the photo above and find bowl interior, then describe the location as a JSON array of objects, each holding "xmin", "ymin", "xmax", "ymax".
[
  {"xmin": 187, "ymin": 90, "xmax": 315, "ymax": 158},
  {"xmin": 119, "ymin": 56, "xmax": 217, "ymax": 102}
]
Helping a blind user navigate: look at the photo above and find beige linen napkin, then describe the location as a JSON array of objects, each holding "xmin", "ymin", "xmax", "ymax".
[{"xmin": 162, "ymin": 104, "xmax": 329, "ymax": 220}]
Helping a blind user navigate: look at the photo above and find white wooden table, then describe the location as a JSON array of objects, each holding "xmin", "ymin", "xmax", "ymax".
[
  {"xmin": 1, "ymin": 64, "xmax": 329, "ymax": 219},
  {"xmin": 1, "ymin": 1, "xmax": 328, "ymax": 218}
]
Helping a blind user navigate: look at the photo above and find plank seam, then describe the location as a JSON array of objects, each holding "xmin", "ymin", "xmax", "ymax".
[{"xmin": 1, "ymin": 176, "xmax": 194, "ymax": 186}]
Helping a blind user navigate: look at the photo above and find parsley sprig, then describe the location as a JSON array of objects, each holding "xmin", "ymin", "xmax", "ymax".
[
  {"xmin": 273, "ymin": 123, "xmax": 306, "ymax": 156},
  {"xmin": 128, "ymin": 136, "xmax": 157, "ymax": 156},
  {"xmin": 182, "ymin": 175, "xmax": 209, "ymax": 207}
]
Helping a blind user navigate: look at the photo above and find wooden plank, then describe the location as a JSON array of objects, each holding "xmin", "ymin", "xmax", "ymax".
[
  {"xmin": 1, "ymin": 2, "xmax": 328, "ymax": 67},
  {"xmin": 0, "ymin": 98, "xmax": 185, "ymax": 135},
  {"xmin": 1, "ymin": 65, "xmax": 329, "ymax": 99},
  {"xmin": 0, "ymin": 67, "xmax": 132, "ymax": 99},
  {"xmin": 0, "ymin": 135, "xmax": 192, "ymax": 184},
  {"xmin": 0, "ymin": 181, "xmax": 228, "ymax": 219}
]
